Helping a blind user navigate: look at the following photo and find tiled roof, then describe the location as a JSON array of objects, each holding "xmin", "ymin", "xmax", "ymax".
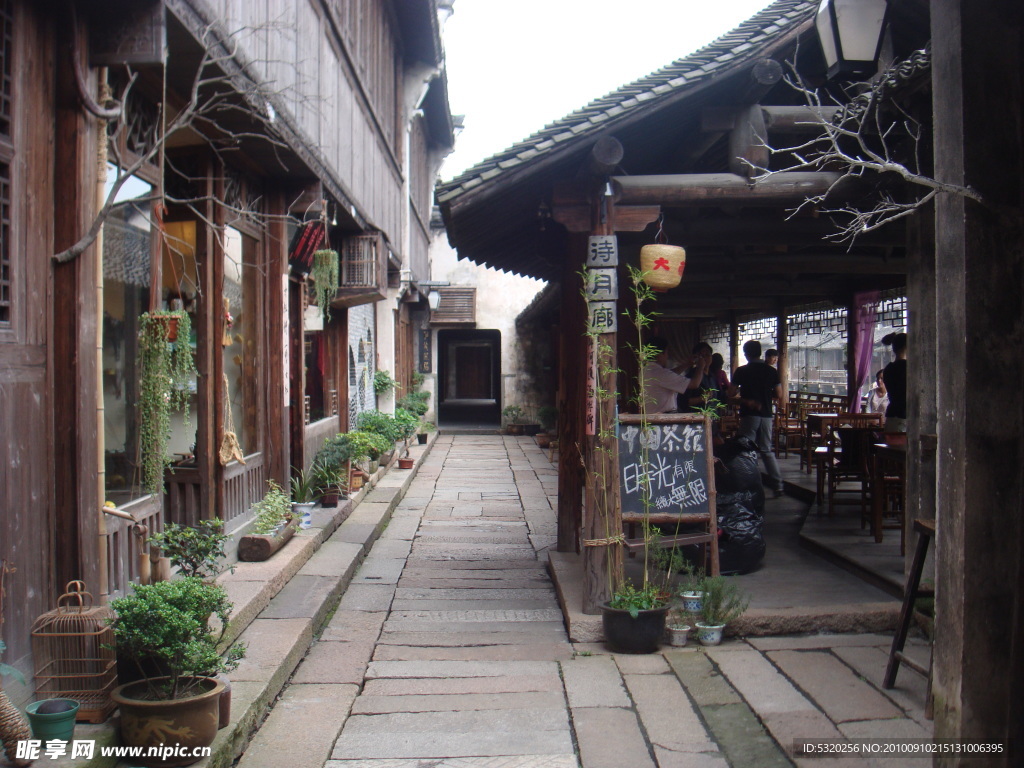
[{"xmin": 437, "ymin": 0, "xmax": 816, "ymax": 205}]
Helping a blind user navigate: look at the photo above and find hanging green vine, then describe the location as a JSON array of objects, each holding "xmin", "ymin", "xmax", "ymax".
[
  {"xmin": 311, "ymin": 249, "xmax": 339, "ymax": 322},
  {"xmin": 138, "ymin": 310, "xmax": 197, "ymax": 495}
]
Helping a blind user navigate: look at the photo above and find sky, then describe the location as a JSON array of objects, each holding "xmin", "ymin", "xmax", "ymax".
[{"xmin": 440, "ymin": 0, "xmax": 777, "ymax": 180}]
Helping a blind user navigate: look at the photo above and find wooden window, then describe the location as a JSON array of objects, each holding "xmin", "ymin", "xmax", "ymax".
[{"xmin": 430, "ymin": 287, "xmax": 477, "ymax": 325}]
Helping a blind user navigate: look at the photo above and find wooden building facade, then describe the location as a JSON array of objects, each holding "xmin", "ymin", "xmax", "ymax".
[
  {"xmin": 0, "ymin": 0, "xmax": 451, "ymax": 703},
  {"xmin": 439, "ymin": 0, "xmax": 1021, "ymax": 762}
]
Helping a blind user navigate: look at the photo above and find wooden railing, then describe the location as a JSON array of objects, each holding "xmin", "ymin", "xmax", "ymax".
[
  {"xmin": 222, "ymin": 453, "xmax": 265, "ymax": 525},
  {"xmin": 104, "ymin": 495, "xmax": 162, "ymax": 600}
]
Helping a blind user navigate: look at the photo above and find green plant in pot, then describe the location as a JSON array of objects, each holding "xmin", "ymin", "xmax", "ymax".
[
  {"xmin": 249, "ymin": 480, "xmax": 296, "ymax": 535},
  {"xmin": 109, "ymin": 578, "xmax": 245, "ymax": 767},
  {"xmin": 147, "ymin": 519, "xmax": 231, "ymax": 581},
  {"xmin": 393, "ymin": 407, "xmax": 419, "ymax": 455},
  {"xmin": 372, "ymin": 369, "xmax": 399, "ymax": 395},
  {"xmin": 138, "ymin": 310, "xmax": 197, "ymax": 495},
  {"xmin": 695, "ymin": 574, "xmax": 749, "ymax": 646},
  {"xmin": 502, "ymin": 404, "xmax": 525, "ymax": 435},
  {"xmin": 290, "ymin": 463, "xmax": 324, "ymax": 529},
  {"xmin": 347, "ymin": 430, "xmax": 391, "ymax": 472},
  {"xmin": 313, "ymin": 433, "xmax": 354, "ymax": 504},
  {"xmin": 311, "ymin": 249, "xmax": 339, "ymax": 323}
]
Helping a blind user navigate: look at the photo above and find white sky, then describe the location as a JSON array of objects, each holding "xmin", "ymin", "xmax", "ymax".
[{"xmin": 440, "ymin": 0, "xmax": 777, "ymax": 180}]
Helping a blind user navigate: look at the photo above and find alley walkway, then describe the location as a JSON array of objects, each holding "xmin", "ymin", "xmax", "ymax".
[{"xmin": 238, "ymin": 435, "xmax": 931, "ymax": 768}]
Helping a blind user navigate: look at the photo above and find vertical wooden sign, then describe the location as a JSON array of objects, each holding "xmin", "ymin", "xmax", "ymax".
[
  {"xmin": 585, "ymin": 337, "xmax": 598, "ymax": 436},
  {"xmin": 282, "ymin": 275, "xmax": 290, "ymax": 406}
]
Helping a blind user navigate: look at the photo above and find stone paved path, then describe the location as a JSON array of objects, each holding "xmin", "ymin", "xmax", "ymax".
[{"xmin": 241, "ymin": 435, "xmax": 932, "ymax": 768}]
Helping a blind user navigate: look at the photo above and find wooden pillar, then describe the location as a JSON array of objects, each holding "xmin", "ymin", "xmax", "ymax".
[
  {"xmin": 265, "ymin": 190, "xmax": 290, "ymax": 485},
  {"xmin": 556, "ymin": 239, "xmax": 586, "ymax": 552},
  {"xmin": 194, "ymin": 156, "xmax": 220, "ymax": 522},
  {"xmin": 905, "ymin": 206, "xmax": 937, "ymax": 577},
  {"xmin": 932, "ymin": 0, "xmax": 1024, "ymax": 758},
  {"xmin": 845, "ymin": 295, "xmax": 858, "ymax": 410},
  {"xmin": 776, "ymin": 311, "xmax": 789, "ymax": 406},
  {"xmin": 52, "ymin": 15, "xmax": 100, "ymax": 590},
  {"xmin": 728, "ymin": 313, "xmax": 740, "ymax": 374}
]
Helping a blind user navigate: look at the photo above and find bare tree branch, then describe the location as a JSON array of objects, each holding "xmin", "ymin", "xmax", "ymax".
[{"xmin": 746, "ymin": 52, "xmax": 981, "ymax": 244}]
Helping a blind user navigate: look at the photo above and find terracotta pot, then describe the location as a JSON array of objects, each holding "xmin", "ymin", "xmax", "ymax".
[
  {"xmin": 506, "ymin": 424, "xmax": 525, "ymax": 436},
  {"xmin": 397, "ymin": 457, "xmax": 414, "ymax": 469},
  {"xmin": 111, "ymin": 676, "xmax": 224, "ymax": 767}
]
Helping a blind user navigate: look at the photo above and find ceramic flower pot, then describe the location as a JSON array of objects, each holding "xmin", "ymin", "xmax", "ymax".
[
  {"xmin": 665, "ymin": 624, "xmax": 691, "ymax": 647},
  {"xmin": 680, "ymin": 591, "xmax": 703, "ymax": 614},
  {"xmin": 292, "ymin": 501, "xmax": 315, "ymax": 529},
  {"xmin": 695, "ymin": 622, "xmax": 726, "ymax": 646}
]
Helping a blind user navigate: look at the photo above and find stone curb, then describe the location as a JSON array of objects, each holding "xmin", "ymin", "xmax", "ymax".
[{"xmin": 91, "ymin": 433, "xmax": 439, "ymax": 768}]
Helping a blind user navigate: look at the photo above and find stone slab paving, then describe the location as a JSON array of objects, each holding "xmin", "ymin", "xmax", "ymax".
[{"xmin": 238, "ymin": 436, "xmax": 933, "ymax": 768}]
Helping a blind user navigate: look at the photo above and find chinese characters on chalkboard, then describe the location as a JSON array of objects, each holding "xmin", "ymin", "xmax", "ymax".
[{"xmin": 619, "ymin": 421, "xmax": 710, "ymax": 516}]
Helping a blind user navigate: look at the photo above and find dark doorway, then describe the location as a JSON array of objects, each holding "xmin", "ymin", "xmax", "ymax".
[{"xmin": 438, "ymin": 329, "xmax": 501, "ymax": 426}]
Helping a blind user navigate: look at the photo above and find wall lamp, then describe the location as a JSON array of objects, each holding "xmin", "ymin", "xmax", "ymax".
[
  {"xmin": 418, "ymin": 280, "xmax": 450, "ymax": 310},
  {"xmin": 816, "ymin": 0, "xmax": 889, "ymax": 80}
]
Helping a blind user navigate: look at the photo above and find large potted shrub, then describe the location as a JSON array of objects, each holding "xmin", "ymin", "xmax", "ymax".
[
  {"xmin": 355, "ymin": 410, "xmax": 401, "ymax": 464},
  {"xmin": 138, "ymin": 310, "xmax": 197, "ymax": 495},
  {"xmin": 502, "ymin": 405, "xmax": 526, "ymax": 435},
  {"xmin": 393, "ymin": 407, "xmax": 419, "ymax": 461},
  {"xmin": 109, "ymin": 578, "xmax": 245, "ymax": 767},
  {"xmin": 147, "ymin": 519, "xmax": 231, "ymax": 581},
  {"xmin": 346, "ymin": 430, "xmax": 391, "ymax": 474}
]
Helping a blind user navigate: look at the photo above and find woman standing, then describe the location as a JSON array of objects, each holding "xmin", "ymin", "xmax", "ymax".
[{"xmin": 881, "ymin": 333, "xmax": 907, "ymax": 433}]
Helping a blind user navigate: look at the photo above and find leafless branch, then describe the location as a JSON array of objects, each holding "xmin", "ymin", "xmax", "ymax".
[{"xmin": 746, "ymin": 54, "xmax": 981, "ymax": 244}]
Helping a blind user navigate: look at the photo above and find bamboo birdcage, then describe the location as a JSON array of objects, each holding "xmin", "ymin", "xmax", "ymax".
[{"xmin": 30, "ymin": 582, "xmax": 116, "ymax": 723}]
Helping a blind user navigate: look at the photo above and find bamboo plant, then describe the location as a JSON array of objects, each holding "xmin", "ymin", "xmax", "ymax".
[{"xmin": 138, "ymin": 310, "xmax": 197, "ymax": 495}]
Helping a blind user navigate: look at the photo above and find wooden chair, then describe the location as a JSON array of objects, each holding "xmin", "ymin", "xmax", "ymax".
[
  {"xmin": 825, "ymin": 426, "xmax": 876, "ymax": 520},
  {"xmin": 871, "ymin": 446, "xmax": 907, "ymax": 555}
]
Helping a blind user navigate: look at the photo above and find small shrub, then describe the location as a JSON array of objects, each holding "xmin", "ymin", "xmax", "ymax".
[
  {"xmin": 502, "ymin": 404, "xmax": 525, "ymax": 425},
  {"xmin": 147, "ymin": 519, "xmax": 230, "ymax": 580},
  {"xmin": 397, "ymin": 391, "xmax": 429, "ymax": 417},
  {"xmin": 346, "ymin": 430, "xmax": 392, "ymax": 462},
  {"xmin": 355, "ymin": 409, "xmax": 401, "ymax": 443},
  {"xmin": 250, "ymin": 480, "xmax": 294, "ymax": 535},
  {"xmin": 373, "ymin": 369, "xmax": 399, "ymax": 394}
]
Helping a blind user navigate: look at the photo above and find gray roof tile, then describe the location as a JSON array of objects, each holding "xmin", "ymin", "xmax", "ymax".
[{"xmin": 437, "ymin": 0, "xmax": 816, "ymax": 205}]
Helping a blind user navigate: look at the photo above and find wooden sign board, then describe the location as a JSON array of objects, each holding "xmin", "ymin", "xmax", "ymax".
[{"xmin": 617, "ymin": 413, "xmax": 716, "ymax": 522}]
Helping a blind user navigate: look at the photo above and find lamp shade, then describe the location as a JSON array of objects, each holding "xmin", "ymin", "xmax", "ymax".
[
  {"xmin": 640, "ymin": 244, "xmax": 686, "ymax": 292},
  {"xmin": 816, "ymin": 0, "xmax": 888, "ymax": 80},
  {"xmin": 427, "ymin": 289, "xmax": 441, "ymax": 310}
]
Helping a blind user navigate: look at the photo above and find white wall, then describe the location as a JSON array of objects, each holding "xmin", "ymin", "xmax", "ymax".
[{"xmin": 427, "ymin": 229, "xmax": 546, "ymax": 414}]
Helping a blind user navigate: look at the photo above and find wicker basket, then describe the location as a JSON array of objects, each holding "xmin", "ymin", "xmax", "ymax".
[
  {"xmin": 30, "ymin": 582, "xmax": 116, "ymax": 723},
  {"xmin": 639, "ymin": 244, "xmax": 686, "ymax": 291}
]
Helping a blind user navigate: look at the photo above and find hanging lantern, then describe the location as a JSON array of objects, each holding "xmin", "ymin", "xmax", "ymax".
[{"xmin": 640, "ymin": 243, "xmax": 686, "ymax": 292}]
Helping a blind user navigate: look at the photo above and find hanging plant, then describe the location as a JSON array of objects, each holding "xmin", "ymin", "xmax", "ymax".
[
  {"xmin": 311, "ymin": 249, "xmax": 339, "ymax": 322},
  {"xmin": 138, "ymin": 310, "xmax": 197, "ymax": 495}
]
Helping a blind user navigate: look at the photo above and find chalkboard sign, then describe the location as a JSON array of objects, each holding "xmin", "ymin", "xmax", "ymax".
[{"xmin": 618, "ymin": 413, "xmax": 716, "ymax": 523}]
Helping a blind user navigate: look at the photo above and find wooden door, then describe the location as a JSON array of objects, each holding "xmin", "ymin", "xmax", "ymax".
[{"xmin": 456, "ymin": 346, "xmax": 491, "ymax": 399}]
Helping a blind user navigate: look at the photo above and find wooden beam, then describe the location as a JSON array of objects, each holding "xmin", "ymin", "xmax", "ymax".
[
  {"xmin": 681, "ymin": 253, "xmax": 907, "ymax": 275},
  {"xmin": 729, "ymin": 105, "xmax": 769, "ymax": 178},
  {"xmin": 612, "ymin": 172, "xmax": 845, "ymax": 205},
  {"xmin": 761, "ymin": 105, "xmax": 840, "ymax": 134}
]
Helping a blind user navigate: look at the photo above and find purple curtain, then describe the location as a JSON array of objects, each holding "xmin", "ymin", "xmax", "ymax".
[{"xmin": 850, "ymin": 291, "xmax": 880, "ymax": 412}]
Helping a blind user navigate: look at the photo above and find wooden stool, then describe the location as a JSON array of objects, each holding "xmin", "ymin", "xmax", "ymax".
[{"xmin": 883, "ymin": 519, "xmax": 935, "ymax": 716}]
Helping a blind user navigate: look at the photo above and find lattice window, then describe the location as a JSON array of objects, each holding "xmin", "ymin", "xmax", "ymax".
[
  {"xmin": 786, "ymin": 302, "xmax": 848, "ymax": 340},
  {"xmin": 698, "ymin": 320, "xmax": 730, "ymax": 345},
  {"xmin": 0, "ymin": 0, "xmax": 11, "ymax": 139},
  {"xmin": 341, "ymin": 234, "xmax": 382, "ymax": 289}
]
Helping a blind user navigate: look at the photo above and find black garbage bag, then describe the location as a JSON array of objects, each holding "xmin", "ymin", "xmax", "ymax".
[{"xmin": 714, "ymin": 436, "xmax": 766, "ymax": 574}]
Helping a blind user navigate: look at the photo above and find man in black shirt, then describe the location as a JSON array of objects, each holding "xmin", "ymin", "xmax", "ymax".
[{"xmin": 729, "ymin": 340, "xmax": 785, "ymax": 497}]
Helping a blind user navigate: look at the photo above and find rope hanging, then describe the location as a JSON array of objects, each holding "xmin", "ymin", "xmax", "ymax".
[{"xmin": 218, "ymin": 373, "xmax": 245, "ymax": 466}]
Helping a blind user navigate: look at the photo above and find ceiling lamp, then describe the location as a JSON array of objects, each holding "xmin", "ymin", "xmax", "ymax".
[{"xmin": 816, "ymin": 0, "xmax": 889, "ymax": 80}]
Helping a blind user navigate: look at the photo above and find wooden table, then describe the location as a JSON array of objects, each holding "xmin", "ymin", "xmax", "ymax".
[
  {"xmin": 871, "ymin": 442, "xmax": 907, "ymax": 550},
  {"xmin": 804, "ymin": 412, "xmax": 840, "ymax": 473}
]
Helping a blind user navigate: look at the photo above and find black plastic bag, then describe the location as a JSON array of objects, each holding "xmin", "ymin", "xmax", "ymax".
[{"xmin": 714, "ymin": 436, "xmax": 766, "ymax": 574}]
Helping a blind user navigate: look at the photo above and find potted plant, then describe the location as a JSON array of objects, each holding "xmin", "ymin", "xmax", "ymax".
[
  {"xmin": 417, "ymin": 420, "xmax": 436, "ymax": 445},
  {"xmin": 0, "ymin": 640, "xmax": 32, "ymax": 767},
  {"xmin": 695, "ymin": 574, "xmax": 749, "ymax": 646},
  {"xmin": 347, "ymin": 430, "xmax": 391, "ymax": 474},
  {"xmin": 138, "ymin": 310, "xmax": 197, "ymax": 495},
  {"xmin": 602, "ymin": 581, "xmax": 671, "ymax": 654},
  {"xmin": 393, "ymin": 407, "xmax": 419, "ymax": 461},
  {"xmin": 238, "ymin": 480, "xmax": 298, "ymax": 562},
  {"xmin": 355, "ymin": 410, "xmax": 401, "ymax": 464},
  {"xmin": 502, "ymin": 404, "xmax": 526, "ymax": 435},
  {"xmin": 290, "ymin": 464, "xmax": 324, "ymax": 529},
  {"xmin": 678, "ymin": 564, "xmax": 706, "ymax": 616},
  {"xmin": 109, "ymin": 578, "xmax": 245, "ymax": 767},
  {"xmin": 664, "ymin": 607, "xmax": 691, "ymax": 647},
  {"xmin": 147, "ymin": 519, "xmax": 231, "ymax": 581},
  {"xmin": 311, "ymin": 248, "xmax": 339, "ymax": 322},
  {"xmin": 313, "ymin": 434, "xmax": 354, "ymax": 506},
  {"xmin": 536, "ymin": 405, "xmax": 558, "ymax": 448},
  {"xmin": 372, "ymin": 369, "xmax": 399, "ymax": 396}
]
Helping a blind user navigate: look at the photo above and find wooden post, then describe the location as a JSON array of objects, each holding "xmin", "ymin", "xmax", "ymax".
[
  {"xmin": 932, "ymin": 0, "xmax": 1024, "ymax": 750},
  {"xmin": 777, "ymin": 311, "xmax": 789, "ymax": 407},
  {"xmin": 845, "ymin": 295, "xmax": 858, "ymax": 410},
  {"xmin": 581, "ymin": 201, "xmax": 622, "ymax": 614},
  {"xmin": 729, "ymin": 313, "xmax": 740, "ymax": 375}
]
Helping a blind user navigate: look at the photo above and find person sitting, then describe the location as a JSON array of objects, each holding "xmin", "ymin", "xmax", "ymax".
[
  {"xmin": 867, "ymin": 369, "xmax": 889, "ymax": 418},
  {"xmin": 641, "ymin": 336, "xmax": 704, "ymax": 414}
]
